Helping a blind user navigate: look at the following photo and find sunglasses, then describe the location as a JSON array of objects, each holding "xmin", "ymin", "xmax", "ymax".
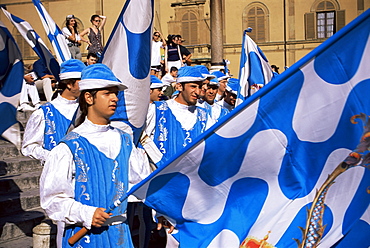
[
  {"xmin": 154, "ymin": 34, "xmax": 160, "ymax": 37},
  {"xmin": 94, "ymin": 19, "xmax": 101, "ymax": 22}
]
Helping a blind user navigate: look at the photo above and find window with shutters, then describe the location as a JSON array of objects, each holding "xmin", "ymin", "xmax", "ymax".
[
  {"xmin": 181, "ymin": 12, "xmax": 198, "ymax": 45},
  {"xmin": 243, "ymin": 4, "xmax": 268, "ymax": 42},
  {"xmin": 305, "ymin": 0, "xmax": 345, "ymax": 40}
]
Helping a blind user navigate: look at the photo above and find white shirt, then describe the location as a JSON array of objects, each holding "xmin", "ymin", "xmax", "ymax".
[
  {"xmin": 151, "ymin": 40, "xmax": 163, "ymax": 66},
  {"xmin": 21, "ymin": 94, "xmax": 78, "ymax": 163},
  {"xmin": 40, "ymin": 118, "xmax": 150, "ymax": 232},
  {"xmin": 216, "ymin": 99, "xmax": 234, "ymax": 111},
  {"xmin": 145, "ymin": 99, "xmax": 215, "ymax": 139},
  {"xmin": 62, "ymin": 27, "xmax": 81, "ymax": 42}
]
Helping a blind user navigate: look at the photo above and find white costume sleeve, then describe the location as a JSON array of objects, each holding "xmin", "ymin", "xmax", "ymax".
[
  {"xmin": 128, "ymin": 145, "xmax": 151, "ymax": 185},
  {"xmin": 21, "ymin": 109, "xmax": 49, "ymax": 163},
  {"xmin": 144, "ymin": 103, "xmax": 156, "ymax": 139},
  {"xmin": 40, "ymin": 143, "xmax": 97, "ymax": 229}
]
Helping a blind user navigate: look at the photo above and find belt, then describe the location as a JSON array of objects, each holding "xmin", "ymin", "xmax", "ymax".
[{"xmin": 68, "ymin": 43, "xmax": 80, "ymax": 47}]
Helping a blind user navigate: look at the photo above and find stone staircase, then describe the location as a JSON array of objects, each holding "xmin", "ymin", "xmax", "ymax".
[{"xmin": 0, "ymin": 111, "xmax": 46, "ymax": 248}]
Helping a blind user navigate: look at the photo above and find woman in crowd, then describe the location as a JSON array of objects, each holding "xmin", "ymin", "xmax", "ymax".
[{"xmin": 80, "ymin": 14, "xmax": 107, "ymax": 57}]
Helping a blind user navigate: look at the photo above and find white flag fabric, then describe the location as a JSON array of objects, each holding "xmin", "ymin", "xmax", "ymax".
[
  {"xmin": 0, "ymin": 21, "xmax": 23, "ymax": 149},
  {"xmin": 101, "ymin": 0, "xmax": 153, "ymax": 143},
  {"xmin": 128, "ymin": 10, "xmax": 370, "ymax": 248},
  {"xmin": 32, "ymin": 0, "xmax": 71, "ymax": 64},
  {"xmin": 236, "ymin": 29, "xmax": 274, "ymax": 105},
  {"xmin": 1, "ymin": 7, "xmax": 60, "ymax": 80}
]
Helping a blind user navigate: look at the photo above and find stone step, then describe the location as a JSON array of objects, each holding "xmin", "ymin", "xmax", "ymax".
[
  {"xmin": 0, "ymin": 235, "xmax": 33, "ymax": 248},
  {"xmin": 0, "ymin": 207, "xmax": 45, "ymax": 244},
  {"xmin": 16, "ymin": 110, "xmax": 34, "ymax": 128},
  {"xmin": 0, "ymin": 170, "xmax": 41, "ymax": 195},
  {"xmin": 0, "ymin": 188, "xmax": 41, "ymax": 218},
  {"xmin": 0, "ymin": 157, "xmax": 41, "ymax": 176},
  {"xmin": 0, "ymin": 143, "xmax": 21, "ymax": 159}
]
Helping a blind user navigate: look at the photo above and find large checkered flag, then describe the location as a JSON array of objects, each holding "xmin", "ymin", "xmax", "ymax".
[
  {"xmin": 0, "ymin": 21, "xmax": 24, "ymax": 149},
  {"xmin": 1, "ymin": 7, "xmax": 60, "ymax": 81},
  {"xmin": 32, "ymin": 0, "xmax": 71, "ymax": 64}
]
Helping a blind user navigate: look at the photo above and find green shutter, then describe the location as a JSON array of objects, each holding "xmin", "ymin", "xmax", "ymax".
[
  {"xmin": 336, "ymin": 10, "xmax": 345, "ymax": 32},
  {"xmin": 305, "ymin": 12, "xmax": 315, "ymax": 39}
]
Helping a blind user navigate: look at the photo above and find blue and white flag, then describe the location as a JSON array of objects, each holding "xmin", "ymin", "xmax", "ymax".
[
  {"xmin": 236, "ymin": 29, "xmax": 274, "ymax": 106},
  {"xmin": 129, "ymin": 9, "xmax": 370, "ymax": 248},
  {"xmin": 1, "ymin": 7, "xmax": 60, "ymax": 81},
  {"xmin": 32, "ymin": 0, "xmax": 71, "ymax": 64},
  {"xmin": 101, "ymin": 0, "xmax": 153, "ymax": 143},
  {"xmin": 0, "ymin": 21, "xmax": 24, "ymax": 149}
]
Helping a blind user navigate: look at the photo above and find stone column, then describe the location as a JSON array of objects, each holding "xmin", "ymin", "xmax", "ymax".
[
  {"xmin": 210, "ymin": 0, "xmax": 224, "ymax": 72},
  {"xmin": 33, "ymin": 219, "xmax": 57, "ymax": 248}
]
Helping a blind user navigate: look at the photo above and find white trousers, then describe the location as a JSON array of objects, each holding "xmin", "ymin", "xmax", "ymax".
[
  {"xmin": 35, "ymin": 78, "xmax": 53, "ymax": 102},
  {"xmin": 19, "ymin": 80, "xmax": 40, "ymax": 105}
]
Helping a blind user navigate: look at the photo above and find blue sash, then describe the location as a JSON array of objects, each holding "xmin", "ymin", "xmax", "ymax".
[
  {"xmin": 41, "ymin": 103, "xmax": 70, "ymax": 150},
  {"xmin": 153, "ymin": 101, "xmax": 207, "ymax": 166},
  {"xmin": 60, "ymin": 130, "xmax": 133, "ymax": 248},
  {"xmin": 202, "ymin": 101, "xmax": 229, "ymax": 121}
]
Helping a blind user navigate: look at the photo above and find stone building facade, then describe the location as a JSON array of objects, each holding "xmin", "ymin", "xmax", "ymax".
[{"xmin": 0, "ymin": 0, "xmax": 368, "ymax": 74}]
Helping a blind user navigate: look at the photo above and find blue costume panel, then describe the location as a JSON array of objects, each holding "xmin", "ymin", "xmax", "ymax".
[
  {"xmin": 41, "ymin": 102, "xmax": 70, "ymax": 150},
  {"xmin": 153, "ymin": 101, "xmax": 207, "ymax": 165},
  {"xmin": 60, "ymin": 131, "xmax": 134, "ymax": 248}
]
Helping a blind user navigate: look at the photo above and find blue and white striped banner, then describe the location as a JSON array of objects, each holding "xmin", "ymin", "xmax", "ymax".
[
  {"xmin": 0, "ymin": 21, "xmax": 23, "ymax": 149},
  {"xmin": 129, "ymin": 9, "xmax": 370, "ymax": 248},
  {"xmin": 32, "ymin": 0, "xmax": 71, "ymax": 64},
  {"xmin": 236, "ymin": 29, "xmax": 274, "ymax": 105},
  {"xmin": 101, "ymin": 0, "xmax": 153, "ymax": 143},
  {"xmin": 1, "ymin": 7, "xmax": 60, "ymax": 81}
]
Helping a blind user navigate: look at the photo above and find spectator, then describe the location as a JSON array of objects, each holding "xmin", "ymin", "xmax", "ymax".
[
  {"xmin": 80, "ymin": 14, "xmax": 107, "ymax": 56},
  {"xmin": 161, "ymin": 66, "xmax": 178, "ymax": 97},
  {"xmin": 18, "ymin": 67, "xmax": 41, "ymax": 112},
  {"xmin": 174, "ymin": 35, "xmax": 192, "ymax": 66},
  {"xmin": 151, "ymin": 31, "xmax": 165, "ymax": 73},
  {"xmin": 62, "ymin": 14, "xmax": 88, "ymax": 60},
  {"xmin": 32, "ymin": 59, "xmax": 55, "ymax": 102},
  {"xmin": 164, "ymin": 35, "xmax": 182, "ymax": 71},
  {"xmin": 216, "ymin": 78, "xmax": 239, "ymax": 111},
  {"xmin": 84, "ymin": 52, "xmax": 98, "ymax": 66}
]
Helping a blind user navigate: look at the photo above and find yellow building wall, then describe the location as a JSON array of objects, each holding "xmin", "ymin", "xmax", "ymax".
[{"xmin": 0, "ymin": 0, "xmax": 368, "ymax": 74}]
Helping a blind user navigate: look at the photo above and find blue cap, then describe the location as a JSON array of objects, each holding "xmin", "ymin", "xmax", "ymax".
[
  {"xmin": 194, "ymin": 65, "xmax": 215, "ymax": 79},
  {"xmin": 79, "ymin": 64, "xmax": 126, "ymax": 91},
  {"xmin": 208, "ymin": 77, "xmax": 219, "ymax": 86},
  {"xmin": 150, "ymin": 75, "xmax": 164, "ymax": 89},
  {"xmin": 211, "ymin": 71, "xmax": 230, "ymax": 81},
  {"xmin": 59, "ymin": 59, "xmax": 86, "ymax": 80},
  {"xmin": 226, "ymin": 78, "xmax": 239, "ymax": 94},
  {"xmin": 177, "ymin": 66, "xmax": 206, "ymax": 83}
]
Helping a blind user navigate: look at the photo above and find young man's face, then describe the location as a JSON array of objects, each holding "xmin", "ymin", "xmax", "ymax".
[
  {"xmin": 224, "ymin": 90, "xmax": 237, "ymax": 106},
  {"xmin": 68, "ymin": 80, "xmax": 81, "ymax": 99},
  {"xmin": 203, "ymin": 84, "xmax": 218, "ymax": 105},
  {"xmin": 150, "ymin": 87, "xmax": 163, "ymax": 103},
  {"xmin": 86, "ymin": 56, "xmax": 97, "ymax": 65},
  {"xmin": 87, "ymin": 86, "xmax": 119, "ymax": 122},
  {"xmin": 199, "ymin": 79, "xmax": 210, "ymax": 98},
  {"xmin": 176, "ymin": 82, "xmax": 202, "ymax": 106}
]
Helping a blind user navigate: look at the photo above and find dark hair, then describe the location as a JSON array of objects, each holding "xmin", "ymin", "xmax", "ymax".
[
  {"xmin": 87, "ymin": 52, "xmax": 98, "ymax": 59},
  {"xmin": 166, "ymin": 34, "xmax": 176, "ymax": 46},
  {"xmin": 52, "ymin": 78, "xmax": 79, "ymax": 99},
  {"xmin": 90, "ymin": 14, "xmax": 100, "ymax": 22},
  {"xmin": 66, "ymin": 18, "xmax": 78, "ymax": 34},
  {"xmin": 76, "ymin": 89, "xmax": 98, "ymax": 127},
  {"xmin": 170, "ymin": 67, "xmax": 178, "ymax": 72}
]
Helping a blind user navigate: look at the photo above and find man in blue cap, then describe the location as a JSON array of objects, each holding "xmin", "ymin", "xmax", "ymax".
[
  {"xmin": 144, "ymin": 66, "xmax": 215, "ymax": 167},
  {"xmin": 216, "ymin": 78, "xmax": 239, "ymax": 111},
  {"xmin": 211, "ymin": 71, "xmax": 231, "ymax": 102},
  {"xmin": 22, "ymin": 59, "xmax": 85, "ymax": 164},
  {"xmin": 40, "ymin": 63, "xmax": 149, "ymax": 248},
  {"xmin": 198, "ymin": 77, "xmax": 230, "ymax": 121},
  {"xmin": 150, "ymin": 75, "xmax": 164, "ymax": 103}
]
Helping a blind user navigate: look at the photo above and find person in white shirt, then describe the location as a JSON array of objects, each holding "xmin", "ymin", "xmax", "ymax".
[
  {"xmin": 40, "ymin": 63, "xmax": 150, "ymax": 248},
  {"xmin": 151, "ymin": 31, "xmax": 165, "ymax": 73},
  {"xmin": 21, "ymin": 59, "xmax": 85, "ymax": 164},
  {"xmin": 62, "ymin": 15, "xmax": 88, "ymax": 60}
]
